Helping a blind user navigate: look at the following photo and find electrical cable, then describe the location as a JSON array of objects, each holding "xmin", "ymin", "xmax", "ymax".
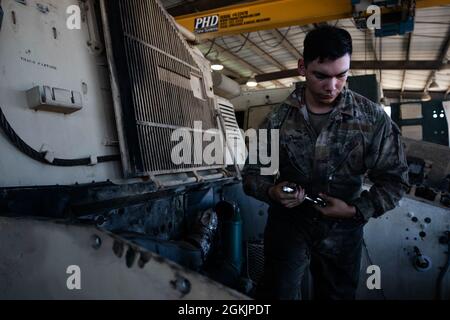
[
  {"xmin": 0, "ymin": 106, "xmax": 120, "ymax": 167},
  {"xmin": 220, "ymin": 32, "xmax": 250, "ymax": 54},
  {"xmin": 257, "ymin": 27, "xmax": 292, "ymax": 49},
  {"xmin": 204, "ymin": 38, "xmax": 216, "ymax": 58}
]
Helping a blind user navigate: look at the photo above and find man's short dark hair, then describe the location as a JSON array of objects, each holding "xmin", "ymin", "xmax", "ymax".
[{"xmin": 303, "ymin": 26, "xmax": 353, "ymax": 66}]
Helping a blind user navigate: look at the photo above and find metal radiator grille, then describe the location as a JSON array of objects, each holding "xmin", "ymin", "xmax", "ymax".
[
  {"xmin": 218, "ymin": 102, "xmax": 242, "ymax": 143},
  {"xmin": 246, "ymin": 241, "xmax": 265, "ymax": 284},
  {"xmin": 136, "ymin": 124, "xmax": 224, "ymax": 174},
  {"xmin": 217, "ymin": 101, "xmax": 246, "ymax": 167},
  {"xmin": 104, "ymin": 0, "xmax": 221, "ymax": 176}
]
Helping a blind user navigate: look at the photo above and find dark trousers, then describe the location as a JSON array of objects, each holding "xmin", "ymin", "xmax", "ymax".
[{"xmin": 256, "ymin": 205, "xmax": 364, "ymax": 300}]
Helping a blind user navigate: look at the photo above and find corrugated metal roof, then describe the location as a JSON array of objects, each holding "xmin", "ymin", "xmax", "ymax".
[{"xmin": 161, "ymin": 1, "xmax": 450, "ymax": 97}]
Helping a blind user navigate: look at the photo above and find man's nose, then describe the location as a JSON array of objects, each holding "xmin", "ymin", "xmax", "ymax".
[{"xmin": 324, "ymin": 77, "xmax": 337, "ymax": 92}]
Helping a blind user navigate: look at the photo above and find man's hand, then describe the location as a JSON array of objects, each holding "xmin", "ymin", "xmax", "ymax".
[
  {"xmin": 314, "ymin": 193, "xmax": 357, "ymax": 219},
  {"xmin": 268, "ymin": 182, "xmax": 306, "ymax": 209}
]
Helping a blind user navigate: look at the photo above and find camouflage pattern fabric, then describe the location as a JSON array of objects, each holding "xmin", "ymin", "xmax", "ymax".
[{"xmin": 243, "ymin": 84, "xmax": 410, "ymax": 222}]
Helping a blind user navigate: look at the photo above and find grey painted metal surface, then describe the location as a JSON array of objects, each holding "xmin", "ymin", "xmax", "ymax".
[
  {"xmin": 99, "ymin": 0, "xmax": 133, "ymax": 179},
  {"xmin": 357, "ymin": 195, "xmax": 450, "ymax": 300},
  {"xmin": 0, "ymin": 0, "xmax": 238, "ymax": 189},
  {"xmin": 212, "ymin": 72, "xmax": 242, "ymax": 100},
  {"xmin": 0, "ymin": 216, "xmax": 248, "ymax": 300},
  {"xmin": 0, "ymin": 0, "xmax": 122, "ymax": 187}
]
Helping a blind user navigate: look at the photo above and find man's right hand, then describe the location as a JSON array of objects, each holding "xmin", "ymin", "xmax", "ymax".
[{"xmin": 268, "ymin": 182, "xmax": 306, "ymax": 209}]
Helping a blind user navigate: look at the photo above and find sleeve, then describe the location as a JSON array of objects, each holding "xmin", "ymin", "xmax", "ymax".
[
  {"xmin": 350, "ymin": 112, "xmax": 410, "ymax": 222},
  {"xmin": 242, "ymin": 112, "xmax": 278, "ymax": 205}
]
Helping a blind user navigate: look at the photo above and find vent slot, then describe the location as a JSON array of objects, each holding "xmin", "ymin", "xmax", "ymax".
[{"xmin": 102, "ymin": 0, "xmax": 221, "ymax": 177}]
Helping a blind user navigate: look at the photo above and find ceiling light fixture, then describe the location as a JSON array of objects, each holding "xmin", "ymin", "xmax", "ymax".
[
  {"xmin": 246, "ymin": 77, "xmax": 258, "ymax": 88},
  {"xmin": 210, "ymin": 60, "xmax": 224, "ymax": 71},
  {"xmin": 421, "ymin": 92, "xmax": 432, "ymax": 102},
  {"xmin": 429, "ymin": 78, "xmax": 440, "ymax": 89}
]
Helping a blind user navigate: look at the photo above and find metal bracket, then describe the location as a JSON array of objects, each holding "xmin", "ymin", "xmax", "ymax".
[
  {"xmin": 89, "ymin": 155, "xmax": 98, "ymax": 166},
  {"xmin": 26, "ymin": 85, "xmax": 83, "ymax": 114},
  {"xmin": 40, "ymin": 144, "xmax": 55, "ymax": 164},
  {"xmin": 149, "ymin": 173, "xmax": 163, "ymax": 189},
  {"xmin": 81, "ymin": 0, "xmax": 104, "ymax": 55},
  {"xmin": 192, "ymin": 170, "xmax": 205, "ymax": 183},
  {"xmin": 220, "ymin": 168, "xmax": 231, "ymax": 177}
]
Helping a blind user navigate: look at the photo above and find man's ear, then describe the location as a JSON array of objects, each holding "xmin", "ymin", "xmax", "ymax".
[{"xmin": 298, "ymin": 59, "xmax": 306, "ymax": 77}]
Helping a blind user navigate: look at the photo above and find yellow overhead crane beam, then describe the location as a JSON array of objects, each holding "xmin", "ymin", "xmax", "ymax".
[{"xmin": 175, "ymin": 0, "xmax": 450, "ymax": 40}]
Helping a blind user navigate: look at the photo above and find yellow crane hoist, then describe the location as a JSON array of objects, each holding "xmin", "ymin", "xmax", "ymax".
[{"xmin": 175, "ymin": 0, "xmax": 450, "ymax": 40}]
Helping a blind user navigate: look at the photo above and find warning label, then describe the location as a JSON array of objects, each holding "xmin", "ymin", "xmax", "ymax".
[{"xmin": 193, "ymin": 11, "xmax": 271, "ymax": 34}]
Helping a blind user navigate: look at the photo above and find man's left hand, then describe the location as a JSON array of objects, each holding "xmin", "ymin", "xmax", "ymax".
[{"xmin": 314, "ymin": 193, "xmax": 356, "ymax": 219}]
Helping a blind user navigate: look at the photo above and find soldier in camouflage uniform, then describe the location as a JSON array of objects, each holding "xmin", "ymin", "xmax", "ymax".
[{"xmin": 243, "ymin": 26, "xmax": 409, "ymax": 300}]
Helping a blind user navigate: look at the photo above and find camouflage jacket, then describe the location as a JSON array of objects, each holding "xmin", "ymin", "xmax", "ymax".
[{"xmin": 243, "ymin": 84, "xmax": 410, "ymax": 222}]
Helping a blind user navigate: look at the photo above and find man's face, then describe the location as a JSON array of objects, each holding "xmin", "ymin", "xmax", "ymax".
[{"xmin": 302, "ymin": 54, "xmax": 350, "ymax": 105}]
